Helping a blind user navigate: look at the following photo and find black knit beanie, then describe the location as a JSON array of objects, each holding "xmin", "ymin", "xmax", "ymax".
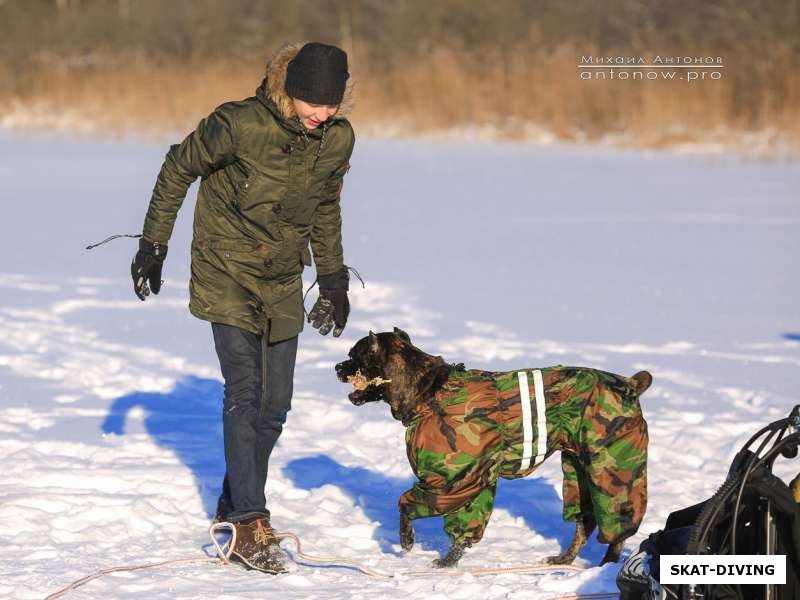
[{"xmin": 285, "ymin": 42, "xmax": 349, "ymax": 106}]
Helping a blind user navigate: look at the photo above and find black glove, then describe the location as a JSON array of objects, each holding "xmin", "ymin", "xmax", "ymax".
[
  {"xmin": 308, "ymin": 268, "xmax": 349, "ymax": 337},
  {"xmin": 131, "ymin": 238, "xmax": 167, "ymax": 301}
]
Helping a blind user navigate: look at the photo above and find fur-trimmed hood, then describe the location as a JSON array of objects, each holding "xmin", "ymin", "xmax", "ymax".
[{"xmin": 257, "ymin": 42, "xmax": 355, "ymax": 122}]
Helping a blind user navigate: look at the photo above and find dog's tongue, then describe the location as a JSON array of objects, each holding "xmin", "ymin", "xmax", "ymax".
[{"xmin": 348, "ymin": 389, "xmax": 361, "ymax": 402}]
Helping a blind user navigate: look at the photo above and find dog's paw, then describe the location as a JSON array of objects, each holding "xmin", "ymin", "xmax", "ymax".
[
  {"xmin": 545, "ymin": 553, "xmax": 576, "ymax": 565},
  {"xmin": 431, "ymin": 544, "xmax": 465, "ymax": 568}
]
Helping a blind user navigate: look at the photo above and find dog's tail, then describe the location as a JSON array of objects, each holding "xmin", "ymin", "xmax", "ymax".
[{"xmin": 630, "ymin": 371, "xmax": 653, "ymax": 397}]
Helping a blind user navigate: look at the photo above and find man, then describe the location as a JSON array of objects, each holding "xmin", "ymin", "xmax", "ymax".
[{"xmin": 131, "ymin": 41, "xmax": 355, "ymax": 573}]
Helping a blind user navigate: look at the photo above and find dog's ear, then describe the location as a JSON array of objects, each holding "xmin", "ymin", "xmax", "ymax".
[
  {"xmin": 368, "ymin": 330, "xmax": 380, "ymax": 354},
  {"xmin": 417, "ymin": 361, "xmax": 452, "ymax": 398},
  {"xmin": 393, "ymin": 327, "xmax": 411, "ymax": 343}
]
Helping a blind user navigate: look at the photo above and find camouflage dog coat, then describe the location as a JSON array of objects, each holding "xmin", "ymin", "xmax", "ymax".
[{"xmin": 398, "ymin": 366, "xmax": 649, "ymax": 547}]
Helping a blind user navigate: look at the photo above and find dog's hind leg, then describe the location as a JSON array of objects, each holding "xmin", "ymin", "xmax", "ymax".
[
  {"xmin": 585, "ymin": 411, "xmax": 649, "ymax": 565},
  {"xmin": 600, "ymin": 540, "xmax": 624, "ymax": 565},
  {"xmin": 546, "ymin": 514, "xmax": 596, "ymax": 564},
  {"xmin": 547, "ymin": 453, "xmax": 596, "ymax": 564}
]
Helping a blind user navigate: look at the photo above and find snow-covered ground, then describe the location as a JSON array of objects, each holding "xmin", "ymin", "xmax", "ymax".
[{"xmin": 0, "ymin": 131, "xmax": 798, "ymax": 599}]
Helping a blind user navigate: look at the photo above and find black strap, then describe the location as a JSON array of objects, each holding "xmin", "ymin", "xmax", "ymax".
[{"xmin": 85, "ymin": 233, "xmax": 142, "ymax": 250}]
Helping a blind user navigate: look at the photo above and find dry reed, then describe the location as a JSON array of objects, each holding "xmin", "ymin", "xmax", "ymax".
[{"xmin": 1, "ymin": 1, "xmax": 797, "ymax": 152}]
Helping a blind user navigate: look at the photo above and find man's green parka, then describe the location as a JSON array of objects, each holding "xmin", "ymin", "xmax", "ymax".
[{"xmin": 142, "ymin": 42, "xmax": 355, "ymax": 342}]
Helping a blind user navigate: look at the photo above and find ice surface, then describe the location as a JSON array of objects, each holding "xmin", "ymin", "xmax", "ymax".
[{"xmin": 0, "ymin": 131, "xmax": 798, "ymax": 598}]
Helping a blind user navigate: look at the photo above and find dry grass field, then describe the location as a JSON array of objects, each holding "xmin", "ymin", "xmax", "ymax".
[{"xmin": 1, "ymin": 0, "xmax": 798, "ymax": 152}]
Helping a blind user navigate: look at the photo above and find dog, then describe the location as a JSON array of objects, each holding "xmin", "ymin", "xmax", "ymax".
[{"xmin": 335, "ymin": 328, "xmax": 651, "ymax": 568}]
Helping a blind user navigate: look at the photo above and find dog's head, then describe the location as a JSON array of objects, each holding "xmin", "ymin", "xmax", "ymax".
[{"xmin": 335, "ymin": 327, "xmax": 451, "ymax": 424}]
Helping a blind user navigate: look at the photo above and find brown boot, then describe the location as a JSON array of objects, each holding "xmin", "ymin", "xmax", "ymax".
[{"xmin": 230, "ymin": 516, "xmax": 287, "ymax": 574}]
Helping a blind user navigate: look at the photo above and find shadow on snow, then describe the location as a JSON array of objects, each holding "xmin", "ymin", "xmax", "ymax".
[
  {"xmin": 283, "ymin": 454, "xmax": 606, "ymax": 563},
  {"xmin": 101, "ymin": 375, "xmax": 225, "ymax": 520}
]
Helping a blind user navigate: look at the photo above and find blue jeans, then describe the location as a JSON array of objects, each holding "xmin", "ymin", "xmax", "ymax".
[{"xmin": 211, "ymin": 322, "xmax": 298, "ymax": 522}]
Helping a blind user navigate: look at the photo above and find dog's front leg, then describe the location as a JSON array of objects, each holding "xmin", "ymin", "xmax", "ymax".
[
  {"xmin": 399, "ymin": 508, "xmax": 414, "ymax": 551},
  {"xmin": 431, "ymin": 543, "xmax": 466, "ymax": 568}
]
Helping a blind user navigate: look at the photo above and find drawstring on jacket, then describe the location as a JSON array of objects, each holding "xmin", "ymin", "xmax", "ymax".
[
  {"xmin": 86, "ymin": 233, "xmax": 142, "ymax": 250},
  {"xmin": 296, "ymin": 118, "xmax": 329, "ymax": 171},
  {"xmin": 302, "ymin": 265, "xmax": 365, "ymax": 319},
  {"xmin": 314, "ymin": 121, "xmax": 329, "ymax": 171}
]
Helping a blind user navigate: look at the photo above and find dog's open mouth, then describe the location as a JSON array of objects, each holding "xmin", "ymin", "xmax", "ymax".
[{"xmin": 346, "ymin": 370, "xmax": 391, "ymax": 404}]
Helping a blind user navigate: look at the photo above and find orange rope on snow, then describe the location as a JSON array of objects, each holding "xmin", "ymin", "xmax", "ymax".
[
  {"xmin": 43, "ymin": 557, "xmax": 218, "ymax": 600},
  {"xmin": 42, "ymin": 524, "xmax": 619, "ymax": 599}
]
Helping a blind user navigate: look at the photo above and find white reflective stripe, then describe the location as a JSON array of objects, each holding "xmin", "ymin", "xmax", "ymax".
[
  {"xmin": 533, "ymin": 369, "xmax": 547, "ymax": 465},
  {"xmin": 518, "ymin": 371, "xmax": 534, "ymax": 471}
]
